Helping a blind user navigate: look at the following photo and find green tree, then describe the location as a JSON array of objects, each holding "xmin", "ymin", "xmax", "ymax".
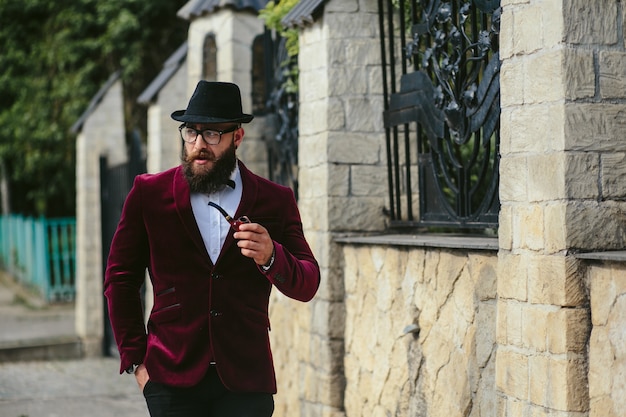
[{"xmin": 0, "ymin": 0, "xmax": 188, "ymax": 216}]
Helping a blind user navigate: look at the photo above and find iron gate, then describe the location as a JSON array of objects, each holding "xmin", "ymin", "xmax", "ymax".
[
  {"xmin": 379, "ymin": 0, "xmax": 501, "ymax": 230},
  {"xmin": 100, "ymin": 131, "xmax": 146, "ymax": 356}
]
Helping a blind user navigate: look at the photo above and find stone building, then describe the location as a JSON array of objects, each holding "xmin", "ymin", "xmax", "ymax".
[{"xmin": 74, "ymin": 0, "xmax": 626, "ymax": 416}]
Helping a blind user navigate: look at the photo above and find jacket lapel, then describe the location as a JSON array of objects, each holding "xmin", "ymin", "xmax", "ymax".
[
  {"xmin": 172, "ymin": 166, "xmax": 211, "ymax": 260},
  {"xmin": 218, "ymin": 161, "xmax": 259, "ymax": 259}
]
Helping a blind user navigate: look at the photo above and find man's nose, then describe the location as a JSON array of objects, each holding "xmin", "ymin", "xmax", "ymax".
[{"xmin": 193, "ymin": 133, "xmax": 209, "ymax": 148}]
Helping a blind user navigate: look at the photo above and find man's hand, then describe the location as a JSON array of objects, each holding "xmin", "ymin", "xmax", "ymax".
[
  {"xmin": 234, "ymin": 222, "xmax": 274, "ymax": 266},
  {"xmin": 134, "ymin": 363, "xmax": 149, "ymax": 391}
]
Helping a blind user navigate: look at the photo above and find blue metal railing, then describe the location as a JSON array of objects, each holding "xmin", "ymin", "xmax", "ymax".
[{"xmin": 0, "ymin": 215, "xmax": 76, "ymax": 303}]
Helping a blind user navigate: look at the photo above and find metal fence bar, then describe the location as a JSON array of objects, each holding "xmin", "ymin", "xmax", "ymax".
[{"xmin": 0, "ymin": 214, "xmax": 75, "ymax": 303}]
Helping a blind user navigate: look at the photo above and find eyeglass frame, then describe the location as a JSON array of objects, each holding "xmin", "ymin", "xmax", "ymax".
[{"xmin": 178, "ymin": 123, "xmax": 240, "ymax": 145}]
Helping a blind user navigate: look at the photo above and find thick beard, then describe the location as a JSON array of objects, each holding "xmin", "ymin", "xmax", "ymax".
[{"xmin": 182, "ymin": 140, "xmax": 237, "ymax": 194}]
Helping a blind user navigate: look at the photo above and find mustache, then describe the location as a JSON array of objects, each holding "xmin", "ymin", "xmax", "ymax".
[{"xmin": 186, "ymin": 149, "xmax": 215, "ymax": 162}]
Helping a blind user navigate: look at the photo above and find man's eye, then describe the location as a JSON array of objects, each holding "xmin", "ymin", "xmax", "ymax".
[{"xmin": 204, "ymin": 131, "xmax": 219, "ymax": 138}]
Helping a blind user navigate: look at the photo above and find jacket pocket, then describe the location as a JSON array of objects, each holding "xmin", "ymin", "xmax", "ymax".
[{"xmin": 150, "ymin": 303, "xmax": 181, "ymax": 324}]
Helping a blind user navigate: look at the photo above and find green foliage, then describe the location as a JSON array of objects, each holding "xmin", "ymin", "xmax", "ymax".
[
  {"xmin": 259, "ymin": 0, "xmax": 299, "ymax": 93},
  {"xmin": 259, "ymin": 0, "xmax": 299, "ymax": 58},
  {"xmin": 0, "ymin": 0, "xmax": 188, "ymax": 216}
]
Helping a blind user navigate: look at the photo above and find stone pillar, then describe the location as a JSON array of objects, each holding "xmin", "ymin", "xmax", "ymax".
[
  {"xmin": 75, "ymin": 77, "xmax": 127, "ymax": 356},
  {"xmin": 276, "ymin": 0, "xmax": 385, "ymax": 416},
  {"xmin": 498, "ymin": 0, "xmax": 626, "ymax": 414}
]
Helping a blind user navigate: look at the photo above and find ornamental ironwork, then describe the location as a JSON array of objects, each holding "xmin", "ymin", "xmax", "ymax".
[
  {"xmin": 379, "ymin": 0, "xmax": 501, "ymax": 230},
  {"xmin": 262, "ymin": 29, "xmax": 299, "ymax": 200}
]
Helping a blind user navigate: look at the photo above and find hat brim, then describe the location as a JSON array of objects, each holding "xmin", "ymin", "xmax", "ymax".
[{"xmin": 171, "ymin": 110, "xmax": 254, "ymax": 124}]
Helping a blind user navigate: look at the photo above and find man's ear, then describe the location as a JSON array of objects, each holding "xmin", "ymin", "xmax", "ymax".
[{"xmin": 234, "ymin": 128, "xmax": 244, "ymax": 147}]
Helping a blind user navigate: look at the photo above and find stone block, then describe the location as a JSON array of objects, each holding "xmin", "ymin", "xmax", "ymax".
[
  {"xmin": 495, "ymin": 348, "xmax": 529, "ymax": 399},
  {"xmin": 329, "ymin": 39, "xmax": 381, "ymax": 68},
  {"xmin": 324, "ymin": 97, "xmax": 346, "ymax": 131},
  {"xmin": 543, "ymin": 203, "xmax": 567, "ymax": 253},
  {"xmin": 327, "ymin": 132, "xmax": 381, "ymax": 164},
  {"xmin": 565, "ymin": 201, "xmax": 626, "ymax": 250},
  {"xmin": 589, "ymin": 265, "xmax": 617, "ymax": 326},
  {"xmin": 564, "ymin": 103, "xmax": 626, "ymax": 152},
  {"xmin": 514, "ymin": 204, "xmax": 545, "ymax": 250},
  {"xmin": 497, "ymin": 252, "xmax": 528, "ymax": 301},
  {"xmin": 351, "ymin": 165, "xmax": 388, "ymax": 197},
  {"xmin": 469, "ymin": 253, "xmax": 498, "ymax": 301},
  {"xmin": 500, "ymin": 59, "xmax": 525, "ymax": 107},
  {"xmin": 601, "ymin": 152, "xmax": 626, "ymax": 199},
  {"xmin": 564, "ymin": 0, "xmax": 618, "ymax": 45},
  {"xmin": 608, "ymin": 295, "xmax": 626, "ymax": 359},
  {"xmin": 328, "ymin": 196, "xmax": 386, "ymax": 231},
  {"xmin": 299, "ymin": 99, "xmax": 329, "ymax": 135},
  {"xmin": 345, "ymin": 96, "xmax": 385, "ymax": 133},
  {"xmin": 564, "ymin": 152, "xmax": 600, "ymax": 199},
  {"xmin": 525, "ymin": 50, "xmax": 565, "ymax": 103},
  {"xmin": 496, "ymin": 298, "xmax": 508, "ymax": 345},
  {"xmin": 588, "ymin": 326, "xmax": 613, "ymax": 399},
  {"xmin": 505, "ymin": 300, "xmax": 524, "ymax": 347},
  {"xmin": 505, "ymin": 103, "xmax": 565, "ymax": 154},
  {"xmin": 521, "ymin": 304, "xmax": 551, "ymax": 351},
  {"xmin": 499, "ymin": 6, "xmax": 515, "ymax": 60},
  {"xmin": 513, "ymin": 4, "xmax": 543, "ymax": 55},
  {"xmin": 527, "ymin": 154, "xmax": 565, "ymax": 202},
  {"xmin": 326, "ymin": 0, "xmax": 358, "ymax": 13},
  {"xmin": 498, "ymin": 204, "xmax": 513, "ymax": 251},
  {"xmin": 527, "ymin": 255, "xmax": 586, "ymax": 307},
  {"xmin": 499, "ymin": 156, "xmax": 528, "ymax": 202},
  {"xmin": 328, "ymin": 66, "xmax": 368, "ymax": 96},
  {"xmin": 299, "ymin": 164, "xmax": 329, "ymax": 198},
  {"xmin": 564, "ymin": 48, "xmax": 596, "ymax": 99},
  {"xmin": 546, "ymin": 307, "xmax": 590, "ymax": 353},
  {"xmin": 326, "ymin": 11, "xmax": 379, "ymax": 39},
  {"xmin": 530, "ymin": 354, "xmax": 589, "ymax": 411},
  {"xmin": 328, "ymin": 164, "xmax": 350, "ymax": 197},
  {"xmin": 599, "ymin": 51, "xmax": 626, "ymax": 98},
  {"xmin": 300, "ymin": 68, "xmax": 329, "ymax": 102}
]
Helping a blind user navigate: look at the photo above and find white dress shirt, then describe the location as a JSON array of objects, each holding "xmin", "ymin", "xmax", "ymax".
[{"xmin": 190, "ymin": 164, "xmax": 243, "ymax": 264}]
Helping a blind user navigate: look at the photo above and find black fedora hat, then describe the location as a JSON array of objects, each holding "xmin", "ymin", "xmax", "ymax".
[{"xmin": 171, "ymin": 81, "xmax": 254, "ymax": 124}]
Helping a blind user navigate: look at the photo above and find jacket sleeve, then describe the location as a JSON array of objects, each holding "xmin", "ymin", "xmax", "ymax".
[
  {"xmin": 258, "ymin": 189, "xmax": 320, "ymax": 302},
  {"xmin": 103, "ymin": 176, "xmax": 149, "ymax": 374}
]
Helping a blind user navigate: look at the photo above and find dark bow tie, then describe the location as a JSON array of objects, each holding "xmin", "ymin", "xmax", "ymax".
[{"xmin": 224, "ymin": 179, "xmax": 235, "ymax": 189}]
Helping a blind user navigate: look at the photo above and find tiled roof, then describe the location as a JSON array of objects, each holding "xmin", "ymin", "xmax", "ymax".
[
  {"xmin": 281, "ymin": 0, "xmax": 326, "ymax": 28},
  {"xmin": 177, "ymin": 0, "xmax": 269, "ymax": 19},
  {"xmin": 137, "ymin": 42, "xmax": 188, "ymax": 105}
]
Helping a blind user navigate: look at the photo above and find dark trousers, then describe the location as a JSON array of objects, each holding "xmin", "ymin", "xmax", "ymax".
[{"xmin": 143, "ymin": 367, "xmax": 274, "ymax": 417}]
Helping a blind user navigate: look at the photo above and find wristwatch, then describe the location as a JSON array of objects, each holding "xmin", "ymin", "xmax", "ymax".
[
  {"xmin": 125, "ymin": 364, "xmax": 139, "ymax": 374},
  {"xmin": 261, "ymin": 247, "xmax": 275, "ymax": 271}
]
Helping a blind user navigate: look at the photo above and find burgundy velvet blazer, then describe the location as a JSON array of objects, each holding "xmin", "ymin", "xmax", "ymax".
[{"xmin": 104, "ymin": 161, "xmax": 320, "ymax": 393}]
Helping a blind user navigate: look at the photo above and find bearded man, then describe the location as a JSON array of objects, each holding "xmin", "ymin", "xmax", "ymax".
[{"xmin": 104, "ymin": 81, "xmax": 320, "ymax": 417}]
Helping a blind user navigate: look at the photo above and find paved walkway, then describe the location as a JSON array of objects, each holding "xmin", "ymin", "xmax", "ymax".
[{"xmin": 0, "ymin": 273, "xmax": 148, "ymax": 417}]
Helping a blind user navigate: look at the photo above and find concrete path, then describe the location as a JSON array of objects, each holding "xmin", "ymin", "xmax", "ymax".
[
  {"xmin": 0, "ymin": 358, "xmax": 148, "ymax": 417},
  {"xmin": 0, "ymin": 273, "xmax": 148, "ymax": 417}
]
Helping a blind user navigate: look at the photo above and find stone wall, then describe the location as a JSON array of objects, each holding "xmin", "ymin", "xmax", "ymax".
[
  {"xmin": 146, "ymin": 60, "xmax": 188, "ymax": 175},
  {"xmin": 498, "ymin": 0, "xmax": 626, "ymax": 415},
  {"xmin": 342, "ymin": 244, "xmax": 497, "ymax": 417},
  {"xmin": 75, "ymin": 77, "xmax": 127, "ymax": 356},
  {"xmin": 587, "ymin": 259, "xmax": 626, "ymax": 417}
]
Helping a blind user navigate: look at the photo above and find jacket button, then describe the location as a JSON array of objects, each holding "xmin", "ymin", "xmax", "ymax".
[
  {"xmin": 212, "ymin": 273, "xmax": 222, "ymax": 279},
  {"xmin": 210, "ymin": 310, "xmax": 222, "ymax": 317}
]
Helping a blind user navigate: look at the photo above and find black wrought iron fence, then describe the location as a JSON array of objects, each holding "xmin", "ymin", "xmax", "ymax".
[{"xmin": 378, "ymin": 0, "xmax": 501, "ymax": 230}]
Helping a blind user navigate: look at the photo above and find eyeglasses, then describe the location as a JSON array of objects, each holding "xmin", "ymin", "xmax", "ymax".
[{"xmin": 178, "ymin": 124, "xmax": 240, "ymax": 145}]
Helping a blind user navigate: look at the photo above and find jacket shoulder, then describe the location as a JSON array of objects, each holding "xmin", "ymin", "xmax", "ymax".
[{"xmin": 135, "ymin": 166, "xmax": 180, "ymax": 186}]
